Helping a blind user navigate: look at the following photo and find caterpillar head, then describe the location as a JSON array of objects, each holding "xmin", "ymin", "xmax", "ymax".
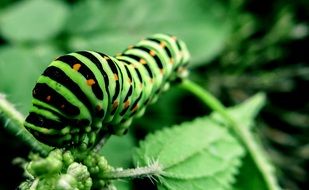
[{"xmin": 24, "ymin": 110, "xmax": 94, "ymax": 148}]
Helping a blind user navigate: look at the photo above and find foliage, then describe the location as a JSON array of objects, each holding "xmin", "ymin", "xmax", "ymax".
[
  {"xmin": 1, "ymin": 90, "xmax": 278, "ymax": 190},
  {"xmin": 133, "ymin": 117, "xmax": 244, "ymax": 190},
  {"xmin": 0, "ymin": 0, "xmax": 308, "ymax": 189}
]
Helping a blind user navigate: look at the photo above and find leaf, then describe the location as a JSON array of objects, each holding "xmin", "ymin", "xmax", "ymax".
[
  {"xmin": 100, "ymin": 133, "xmax": 135, "ymax": 168},
  {"xmin": 210, "ymin": 93, "xmax": 281, "ymax": 190},
  {"xmin": 66, "ymin": 0, "xmax": 231, "ymax": 66},
  {"xmin": 232, "ymin": 155, "xmax": 268, "ymax": 190},
  {"xmin": 211, "ymin": 93, "xmax": 266, "ymax": 129},
  {"xmin": 133, "ymin": 117, "xmax": 244, "ymax": 190},
  {"xmin": 113, "ymin": 181, "xmax": 132, "ymax": 190},
  {"xmin": 0, "ymin": 0, "xmax": 68, "ymax": 42},
  {"xmin": 0, "ymin": 45, "xmax": 62, "ymax": 114},
  {"xmin": 65, "ymin": 0, "xmax": 109, "ymax": 35},
  {"xmin": 230, "ymin": 97, "xmax": 280, "ymax": 190}
]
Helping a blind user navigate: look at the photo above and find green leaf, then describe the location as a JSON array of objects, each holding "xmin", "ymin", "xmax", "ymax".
[
  {"xmin": 100, "ymin": 134, "xmax": 135, "ymax": 168},
  {"xmin": 225, "ymin": 94, "xmax": 279, "ymax": 190},
  {"xmin": 0, "ymin": 0, "xmax": 68, "ymax": 42},
  {"xmin": 113, "ymin": 181, "xmax": 132, "ymax": 190},
  {"xmin": 0, "ymin": 45, "xmax": 62, "ymax": 114},
  {"xmin": 65, "ymin": 0, "xmax": 108, "ymax": 35},
  {"xmin": 232, "ymin": 155, "xmax": 268, "ymax": 190},
  {"xmin": 180, "ymin": 80, "xmax": 281, "ymax": 190},
  {"xmin": 211, "ymin": 93, "xmax": 266, "ymax": 129},
  {"xmin": 209, "ymin": 93, "xmax": 280, "ymax": 190},
  {"xmin": 133, "ymin": 117, "xmax": 244, "ymax": 190},
  {"xmin": 228, "ymin": 93, "xmax": 266, "ymax": 121},
  {"xmin": 66, "ymin": 0, "xmax": 231, "ymax": 66}
]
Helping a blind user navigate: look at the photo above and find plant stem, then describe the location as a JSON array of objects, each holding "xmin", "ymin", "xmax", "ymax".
[
  {"xmin": 101, "ymin": 162, "xmax": 162, "ymax": 180},
  {"xmin": 180, "ymin": 79, "xmax": 280, "ymax": 190},
  {"xmin": 0, "ymin": 93, "xmax": 52, "ymax": 155}
]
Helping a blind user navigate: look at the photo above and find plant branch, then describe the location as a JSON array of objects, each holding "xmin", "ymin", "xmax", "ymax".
[
  {"xmin": 0, "ymin": 93, "xmax": 52, "ymax": 155},
  {"xmin": 100, "ymin": 161, "xmax": 162, "ymax": 180},
  {"xmin": 180, "ymin": 79, "xmax": 280, "ymax": 190}
]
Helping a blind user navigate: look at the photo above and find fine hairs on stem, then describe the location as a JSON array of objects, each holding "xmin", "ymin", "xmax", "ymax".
[{"xmin": 100, "ymin": 160, "xmax": 162, "ymax": 180}]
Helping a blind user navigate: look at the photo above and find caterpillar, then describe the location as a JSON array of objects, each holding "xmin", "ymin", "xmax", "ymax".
[{"xmin": 24, "ymin": 34, "xmax": 190, "ymax": 148}]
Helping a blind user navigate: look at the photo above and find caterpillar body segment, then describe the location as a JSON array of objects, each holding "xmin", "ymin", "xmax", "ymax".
[{"xmin": 24, "ymin": 34, "xmax": 190, "ymax": 148}]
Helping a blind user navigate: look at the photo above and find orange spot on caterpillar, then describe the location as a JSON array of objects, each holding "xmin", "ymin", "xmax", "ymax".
[
  {"xmin": 139, "ymin": 58, "xmax": 146, "ymax": 64},
  {"xmin": 46, "ymin": 95, "xmax": 51, "ymax": 101},
  {"xmin": 179, "ymin": 51, "xmax": 184, "ymax": 57},
  {"xmin": 73, "ymin": 63, "xmax": 81, "ymax": 71},
  {"xmin": 86, "ymin": 79, "xmax": 96, "ymax": 86},
  {"xmin": 160, "ymin": 69, "xmax": 164, "ymax": 74},
  {"xmin": 124, "ymin": 100, "xmax": 130, "ymax": 109},
  {"xmin": 128, "ymin": 78, "xmax": 132, "ymax": 84},
  {"xmin": 170, "ymin": 58, "xmax": 174, "ymax": 64},
  {"xmin": 104, "ymin": 56, "xmax": 110, "ymax": 60},
  {"xmin": 178, "ymin": 66, "xmax": 186, "ymax": 73},
  {"xmin": 149, "ymin": 50, "xmax": 156, "ymax": 56},
  {"xmin": 96, "ymin": 105, "xmax": 102, "ymax": 111},
  {"xmin": 112, "ymin": 101, "xmax": 119, "ymax": 110},
  {"xmin": 132, "ymin": 104, "xmax": 139, "ymax": 112},
  {"xmin": 128, "ymin": 45, "xmax": 134, "ymax": 49},
  {"xmin": 171, "ymin": 36, "xmax": 177, "ymax": 41},
  {"xmin": 114, "ymin": 74, "xmax": 119, "ymax": 81},
  {"xmin": 61, "ymin": 104, "xmax": 65, "ymax": 109},
  {"xmin": 160, "ymin": 41, "xmax": 166, "ymax": 48},
  {"xmin": 131, "ymin": 63, "xmax": 138, "ymax": 68}
]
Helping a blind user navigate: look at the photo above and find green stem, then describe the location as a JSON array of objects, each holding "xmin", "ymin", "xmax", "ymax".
[
  {"xmin": 180, "ymin": 79, "xmax": 279, "ymax": 190},
  {"xmin": 101, "ymin": 162, "xmax": 162, "ymax": 180},
  {"xmin": 0, "ymin": 93, "xmax": 52, "ymax": 155}
]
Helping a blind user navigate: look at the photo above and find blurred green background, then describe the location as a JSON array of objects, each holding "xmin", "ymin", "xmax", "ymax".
[{"xmin": 0, "ymin": 0, "xmax": 308, "ymax": 189}]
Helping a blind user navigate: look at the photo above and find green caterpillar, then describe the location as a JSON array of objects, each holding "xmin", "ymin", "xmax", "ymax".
[{"xmin": 24, "ymin": 34, "xmax": 190, "ymax": 148}]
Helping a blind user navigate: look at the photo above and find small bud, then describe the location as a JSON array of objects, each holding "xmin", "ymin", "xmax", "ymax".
[{"xmin": 56, "ymin": 174, "xmax": 77, "ymax": 190}]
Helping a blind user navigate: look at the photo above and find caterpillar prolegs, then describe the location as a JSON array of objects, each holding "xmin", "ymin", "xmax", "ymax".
[{"xmin": 24, "ymin": 34, "xmax": 190, "ymax": 148}]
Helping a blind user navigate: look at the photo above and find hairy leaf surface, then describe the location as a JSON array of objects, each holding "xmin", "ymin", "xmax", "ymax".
[{"xmin": 133, "ymin": 117, "xmax": 244, "ymax": 190}]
